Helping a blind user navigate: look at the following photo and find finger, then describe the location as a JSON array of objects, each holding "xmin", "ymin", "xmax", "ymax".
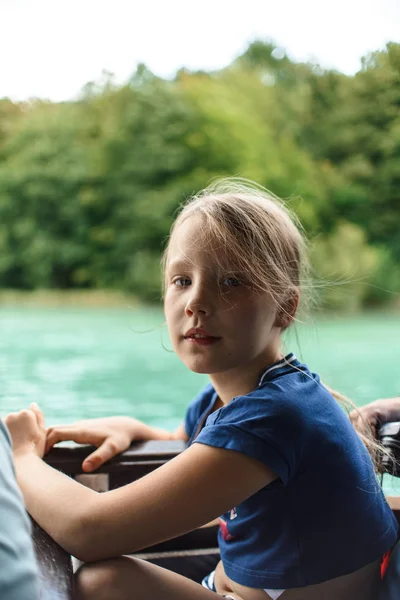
[
  {"xmin": 82, "ymin": 439, "xmax": 122, "ymax": 473},
  {"xmin": 3, "ymin": 413, "xmax": 15, "ymax": 425},
  {"xmin": 46, "ymin": 427, "xmax": 102, "ymax": 445},
  {"xmin": 4, "ymin": 410, "xmax": 36, "ymax": 437},
  {"xmin": 3, "ymin": 412, "xmax": 19, "ymax": 429},
  {"xmin": 9, "ymin": 409, "xmax": 35, "ymax": 424},
  {"xmin": 45, "ymin": 428, "xmax": 102, "ymax": 454},
  {"xmin": 47, "ymin": 423, "xmax": 87, "ymax": 431},
  {"xmin": 30, "ymin": 403, "xmax": 46, "ymax": 429}
]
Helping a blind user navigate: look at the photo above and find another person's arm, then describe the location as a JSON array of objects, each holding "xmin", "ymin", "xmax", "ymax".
[
  {"xmin": 0, "ymin": 420, "xmax": 39, "ymax": 600},
  {"xmin": 350, "ymin": 397, "xmax": 400, "ymax": 437},
  {"xmin": 353, "ymin": 397, "xmax": 400, "ymax": 513},
  {"xmin": 45, "ymin": 416, "xmax": 188, "ymax": 472}
]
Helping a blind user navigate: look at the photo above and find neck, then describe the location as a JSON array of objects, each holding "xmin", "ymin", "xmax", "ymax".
[{"xmin": 209, "ymin": 345, "xmax": 282, "ymax": 405}]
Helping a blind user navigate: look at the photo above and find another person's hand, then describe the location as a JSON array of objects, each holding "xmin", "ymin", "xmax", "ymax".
[
  {"xmin": 45, "ymin": 416, "xmax": 148, "ymax": 472},
  {"xmin": 3, "ymin": 403, "xmax": 46, "ymax": 459},
  {"xmin": 350, "ymin": 397, "xmax": 400, "ymax": 438}
]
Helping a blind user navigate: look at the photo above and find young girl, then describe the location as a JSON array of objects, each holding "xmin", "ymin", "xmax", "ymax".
[{"xmin": 4, "ymin": 180, "xmax": 398, "ymax": 600}]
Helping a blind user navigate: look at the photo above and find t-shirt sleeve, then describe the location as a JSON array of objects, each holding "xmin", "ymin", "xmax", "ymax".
[
  {"xmin": 184, "ymin": 383, "xmax": 215, "ymax": 439},
  {"xmin": 194, "ymin": 386, "xmax": 305, "ymax": 485},
  {"xmin": 0, "ymin": 420, "xmax": 39, "ymax": 600}
]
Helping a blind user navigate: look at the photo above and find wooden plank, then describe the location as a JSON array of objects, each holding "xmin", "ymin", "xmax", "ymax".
[
  {"xmin": 45, "ymin": 440, "xmax": 185, "ymax": 476},
  {"xmin": 31, "ymin": 519, "xmax": 74, "ymax": 600}
]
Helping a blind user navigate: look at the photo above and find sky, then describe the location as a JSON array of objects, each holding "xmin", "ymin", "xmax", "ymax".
[{"xmin": 1, "ymin": 0, "xmax": 399, "ymax": 101}]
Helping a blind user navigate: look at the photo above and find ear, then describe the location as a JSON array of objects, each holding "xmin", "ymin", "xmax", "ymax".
[{"xmin": 275, "ymin": 291, "xmax": 299, "ymax": 329}]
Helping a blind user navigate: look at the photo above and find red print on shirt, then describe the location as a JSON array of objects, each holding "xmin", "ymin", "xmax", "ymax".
[{"xmin": 219, "ymin": 518, "xmax": 235, "ymax": 541}]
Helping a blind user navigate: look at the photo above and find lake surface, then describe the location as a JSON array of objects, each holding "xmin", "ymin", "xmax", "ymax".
[{"xmin": 1, "ymin": 306, "xmax": 399, "ymax": 492}]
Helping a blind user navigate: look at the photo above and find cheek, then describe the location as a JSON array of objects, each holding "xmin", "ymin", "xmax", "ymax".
[
  {"xmin": 237, "ymin": 298, "xmax": 277, "ymax": 331},
  {"xmin": 163, "ymin": 300, "xmax": 173, "ymax": 329},
  {"xmin": 164, "ymin": 294, "xmax": 181, "ymax": 336}
]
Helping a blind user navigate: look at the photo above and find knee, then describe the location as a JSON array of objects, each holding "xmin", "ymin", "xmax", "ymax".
[{"xmin": 74, "ymin": 559, "xmax": 124, "ymax": 600}]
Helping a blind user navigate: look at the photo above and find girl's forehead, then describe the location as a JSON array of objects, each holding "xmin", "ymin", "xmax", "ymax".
[
  {"xmin": 170, "ymin": 213, "xmax": 206, "ymax": 241},
  {"xmin": 167, "ymin": 218, "xmax": 235, "ymax": 271},
  {"xmin": 167, "ymin": 247, "xmax": 230, "ymax": 270},
  {"xmin": 169, "ymin": 215, "xmax": 217, "ymax": 255}
]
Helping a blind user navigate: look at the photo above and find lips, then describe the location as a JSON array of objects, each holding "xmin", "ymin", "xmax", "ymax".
[
  {"xmin": 183, "ymin": 328, "xmax": 221, "ymax": 345},
  {"xmin": 184, "ymin": 327, "xmax": 220, "ymax": 339}
]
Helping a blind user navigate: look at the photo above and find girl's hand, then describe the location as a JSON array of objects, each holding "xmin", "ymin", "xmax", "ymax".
[
  {"xmin": 3, "ymin": 403, "xmax": 46, "ymax": 459},
  {"xmin": 45, "ymin": 416, "xmax": 146, "ymax": 472},
  {"xmin": 350, "ymin": 397, "xmax": 400, "ymax": 437}
]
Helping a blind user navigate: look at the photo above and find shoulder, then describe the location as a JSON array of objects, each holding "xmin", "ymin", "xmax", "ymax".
[
  {"xmin": 212, "ymin": 365, "xmax": 333, "ymax": 428},
  {"xmin": 184, "ymin": 383, "xmax": 216, "ymax": 438},
  {"xmin": 186, "ymin": 382, "xmax": 216, "ymax": 415},
  {"xmin": 199, "ymin": 362, "xmax": 348, "ymax": 481}
]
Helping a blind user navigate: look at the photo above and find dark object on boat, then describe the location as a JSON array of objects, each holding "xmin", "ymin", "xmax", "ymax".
[
  {"xmin": 32, "ymin": 433, "xmax": 400, "ymax": 600},
  {"xmin": 31, "ymin": 517, "xmax": 74, "ymax": 600},
  {"xmin": 379, "ymin": 422, "xmax": 400, "ymax": 476}
]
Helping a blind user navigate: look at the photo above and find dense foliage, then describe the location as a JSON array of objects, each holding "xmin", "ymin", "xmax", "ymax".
[{"xmin": 0, "ymin": 42, "xmax": 399, "ymax": 309}]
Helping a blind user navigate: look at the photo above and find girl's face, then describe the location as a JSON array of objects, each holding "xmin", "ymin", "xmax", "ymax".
[{"xmin": 164, "ymin": 214, "xmax": 282, "ymax": 377}]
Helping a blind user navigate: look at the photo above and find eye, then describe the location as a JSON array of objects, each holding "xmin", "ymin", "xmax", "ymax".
[
  {"xmin": 173, "ymin": 277, "xmax": 191, "ymax": 287},
  {"xmin": 220, "ymin": 277, "xmax": 241, "ymax": 287}
]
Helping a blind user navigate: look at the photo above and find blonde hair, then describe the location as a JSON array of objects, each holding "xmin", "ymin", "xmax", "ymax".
[
  {"xmin": 325, "ymin": 385, "xmax": 390, "ymax": 474},
  {"xmin": 162, "ymin": 178, "xmax": 310, "ymax": 320},
  {"xmin": 162, "ymin": 178, "xmax": 387, "ymax": 472}
]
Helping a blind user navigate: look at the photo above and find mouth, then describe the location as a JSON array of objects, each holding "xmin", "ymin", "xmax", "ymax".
[{"xmin": 183, "ymin": 328, "xmax": 222, "ymax": 346}]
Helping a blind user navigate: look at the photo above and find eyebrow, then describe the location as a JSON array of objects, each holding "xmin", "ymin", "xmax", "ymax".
[
  {"xmin": 167, "ymin": 259, "xmax": 247, "ymax": 278},
  {"xmin": 166, "ymin": 258, "xmax": 193, "ymax": 270}
]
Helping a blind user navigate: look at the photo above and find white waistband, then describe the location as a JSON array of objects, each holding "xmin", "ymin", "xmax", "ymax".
[{"xmin": 264, "ymin": 590, "xmax": 285, "ymax": 600}]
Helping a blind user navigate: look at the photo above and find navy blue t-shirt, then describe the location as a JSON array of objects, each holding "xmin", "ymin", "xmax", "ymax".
[{"xmin": 184, "ymin": 354, "xmax": 398, "ymax": 589}]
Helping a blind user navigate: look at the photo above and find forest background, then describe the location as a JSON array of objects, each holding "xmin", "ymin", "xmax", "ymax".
[{"xmin": 0, "ymin": 40, "xmax": 399, "ymax": 312}]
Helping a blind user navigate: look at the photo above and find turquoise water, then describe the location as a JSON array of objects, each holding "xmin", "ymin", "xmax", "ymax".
[{"xmin": 1, "ymin": 307, "xmax": 399, "ymax": 492}]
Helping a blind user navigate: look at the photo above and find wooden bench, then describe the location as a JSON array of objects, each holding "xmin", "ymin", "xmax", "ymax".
[{"xmin": 33, "ymin": 440, "xmax": 400, "ymax": 599}]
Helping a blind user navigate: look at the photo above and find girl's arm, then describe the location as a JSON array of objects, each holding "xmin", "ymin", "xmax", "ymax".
[{"xmin": 5, "ymin": 407, "xmax": 275, "ymax": 563}]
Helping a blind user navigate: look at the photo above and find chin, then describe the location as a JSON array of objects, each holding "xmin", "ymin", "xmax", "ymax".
[
  {"xmin": 184, "ymin": 361, "xmax": 212, "ymax": 375},
  {"xmin": 181, "ymin": 356, "xmax": 231, "ymax": 375}
]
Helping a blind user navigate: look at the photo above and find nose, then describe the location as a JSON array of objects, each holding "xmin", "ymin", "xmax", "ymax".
[{"xmin": 185, "ymin": 283, "xmax": 213, "ymax": 318}]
